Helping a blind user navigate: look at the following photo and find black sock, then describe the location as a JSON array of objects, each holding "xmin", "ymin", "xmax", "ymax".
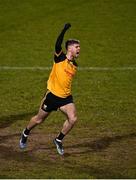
[
  {"xmin": 23, "ymin": 128, "xmax": 30, "ymax": 136},
  {"xmin": 21, "ymin": 128, "xmax": 30, "ymax": 143},
  {"xmin": 57, "ymin": 132, "xmax": 65, "ymax": 141}
]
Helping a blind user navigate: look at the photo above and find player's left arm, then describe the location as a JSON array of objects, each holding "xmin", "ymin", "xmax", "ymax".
[{"xmin": 55, "ymin": 23, "xmax": 71, "ymax": 55}]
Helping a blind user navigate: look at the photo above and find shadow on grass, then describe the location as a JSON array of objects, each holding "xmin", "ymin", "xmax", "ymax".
[
  {"xmin": 0, "ymin": 132, "xmax": 134, "ymax": 179},
  {"xmin": 0, "ymin": 133, "xmax": 135, "ymax": 179},
  {"xmin": 65, "ymin": 164, "xmax": 131, "ymax": 179},
  {"xmin": 64, "ymin": 132, "xmax": 136, "ymax": 155},
  {"xmin": 0, "ymin": 111, "xmax": 37, "ymax": 128},
  {"xmin": 0, "ymin": 132, "xmax": 135, "ymax": 160},
  {"xmin": 0, "ymin": 133, "xmax": 52, "ymax": 164},
  {"xmin": 0, "ymin": 175, "xmax": 12, "ymax": 179}
]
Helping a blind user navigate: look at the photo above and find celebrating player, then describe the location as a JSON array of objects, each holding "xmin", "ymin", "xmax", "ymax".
[{"xmin": 19, "ymin": 23, "xmax": 80, "ymax": 155}]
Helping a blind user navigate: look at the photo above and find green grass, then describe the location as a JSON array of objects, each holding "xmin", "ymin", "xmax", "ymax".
[{"xmin": 0, "ymin": 0, "xmax": 136, "ymax": 178}]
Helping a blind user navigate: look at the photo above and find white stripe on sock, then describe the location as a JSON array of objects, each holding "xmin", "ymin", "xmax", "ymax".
[
  {"xmin": 56, "ymin": 138, "xmax": 62, "ymax": 142},
  {"xmin": 23, "ymin": 132, "xmax": 28, "ymax": 137}
]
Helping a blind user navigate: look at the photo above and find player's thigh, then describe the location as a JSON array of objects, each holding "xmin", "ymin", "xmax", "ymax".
[
  {"xmin": 36, "ymin": 96, "xmax": 51, "ymax": 121},
  {"xmin": 37, "ymin": 108, "xmax": 50, "ymax": 121},
  {"xmin": 60, "ymin": 103, "xmax": 77, "ymax": 121}
]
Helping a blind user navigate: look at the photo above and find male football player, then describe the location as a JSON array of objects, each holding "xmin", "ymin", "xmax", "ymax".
[{"xmin": 19, "ymin": 23, "xmax": 80, "ymax": 155}]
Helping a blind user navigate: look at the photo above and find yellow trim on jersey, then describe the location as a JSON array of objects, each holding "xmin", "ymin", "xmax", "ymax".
[{"xmin": 55, "ymin": 50, "xmax": 63, "ymax": 57}]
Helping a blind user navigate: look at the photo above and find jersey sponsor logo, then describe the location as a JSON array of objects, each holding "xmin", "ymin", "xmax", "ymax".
[{"xmin": 64, "ymin": 69, "xmax": 75, "ymax": 77}]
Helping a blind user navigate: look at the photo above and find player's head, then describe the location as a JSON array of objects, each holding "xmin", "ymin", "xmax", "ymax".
[{"xmin": 65, "ymin": 39, "xmax": 80, "ymax": 58}]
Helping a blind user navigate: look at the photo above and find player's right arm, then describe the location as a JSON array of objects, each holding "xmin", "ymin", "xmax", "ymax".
[{"xmin": 55, "ymin": 23, "xmax": 71, "ymax": 55}]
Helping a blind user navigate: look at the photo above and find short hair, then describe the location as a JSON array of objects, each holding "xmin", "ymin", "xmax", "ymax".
[{"xmin": 65, "ymin": 39, "xmax": 80, "ymax": 50}]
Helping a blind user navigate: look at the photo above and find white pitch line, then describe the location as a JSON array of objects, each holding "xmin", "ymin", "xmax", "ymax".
[
  {"xmin": 78, "ymin": 67, "xmax": 136, "ymax": 71},
  {"xmin": 0, "ymin": 66, "xmax": 51, "ymax": 70},
  {"xmin": 0, "ymin": 66, "xmax": 136, "ymax": 71}
]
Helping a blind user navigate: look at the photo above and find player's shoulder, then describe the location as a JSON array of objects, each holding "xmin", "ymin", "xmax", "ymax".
[{"xmin": 54, "ymin": 50, "xmax": 66, "ymax": 63}]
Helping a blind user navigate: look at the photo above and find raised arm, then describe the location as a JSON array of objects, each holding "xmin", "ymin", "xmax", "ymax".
[{"xmin": 55, "ymin": 23, "xmax": 71, "ymax": 54}]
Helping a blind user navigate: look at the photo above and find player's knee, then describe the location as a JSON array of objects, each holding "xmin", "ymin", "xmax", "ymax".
[{"xmin": 69, "ymin": 115, "xmax": 77, "ymax": 125}]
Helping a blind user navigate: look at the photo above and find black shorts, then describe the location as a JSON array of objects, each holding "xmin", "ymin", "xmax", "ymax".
[{"xmin": 41, "ymin": 91, "xmax": 73, "ymax": 112}]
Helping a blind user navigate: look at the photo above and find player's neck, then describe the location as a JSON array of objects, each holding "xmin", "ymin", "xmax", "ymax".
[{"xmin": 66, "ymin": 53, "xmax": 74, "ymax": 61}]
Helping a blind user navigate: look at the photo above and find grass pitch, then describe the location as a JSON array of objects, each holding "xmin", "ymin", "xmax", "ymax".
[{"xmin": 0, "ymin": 0, "xmax": 136, "ymax": 178}]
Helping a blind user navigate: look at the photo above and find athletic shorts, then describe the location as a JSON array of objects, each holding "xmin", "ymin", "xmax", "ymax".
[{"xmin": 41, "ymin": 90, "xmax": 73, "ymax": 112}]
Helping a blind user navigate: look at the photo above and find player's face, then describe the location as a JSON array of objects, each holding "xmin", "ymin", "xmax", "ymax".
[{"xmin": 70, "ymin": 43, "xmax": 80, "ymax": 58}]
